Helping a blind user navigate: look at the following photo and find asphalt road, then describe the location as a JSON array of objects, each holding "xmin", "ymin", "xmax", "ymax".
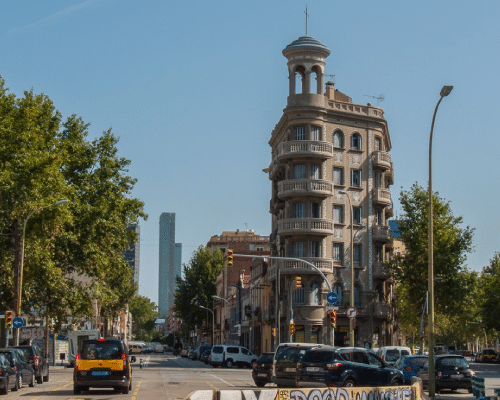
[{"xmin": 3, "ymin": 353, "xmax": 500, "ymax": 400}]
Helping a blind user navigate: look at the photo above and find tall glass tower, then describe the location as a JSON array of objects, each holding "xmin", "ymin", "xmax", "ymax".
[{"xmin": 158, "ymin": 213, "xmax": 182, "ymax": 318}]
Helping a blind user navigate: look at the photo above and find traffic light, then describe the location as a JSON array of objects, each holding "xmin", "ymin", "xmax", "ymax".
[
  {"xmin": 294, "ymin": 276, "xmax": 302, "ymax": 289},
  {"xmin": 289, "ymin": 322, "xmax": 295, "ymax": 335},
  {"xmin": 226, "ymin": 249, "xmax": 233, "ymax": 267},
  {"xmin": 329, "ymin": 310, "xmax": 337, "ymax": 328},
  {"xmin": 5, "ymin": 310, "xmax": 13, "ymax": 329},
  {"xmin": 272, "ymin": 328, "xmax": 276, "ymax": 337}
]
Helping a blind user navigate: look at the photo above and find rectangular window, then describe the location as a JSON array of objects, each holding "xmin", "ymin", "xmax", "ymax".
[
  {"xmin": 375, "ymin": 246, "xmax": 383, "ymax": 262},
  {"xmin": 293, "ymin": 241, "xmax": 306, "ymax": 257},
  {"xmin": 311, "ymin": 164, "xmax": 320, "ymax": 179},
  {"xmin": 354, "ymin": 244, "xmax": 361, "ymax": 263},
  {"xmin": 310, "ymin": 241, "xmax": 321, "ymax": 257},
  {"xmin": 375, "ymin": 171, "xmax": 381, "ymax": 188},
  {"xmin": 311, "ymin": 126, "xmax": 321, "ymax": 141},
  {"xmin": 375, "ymin": 137, "xmax": 381, "ymax": 151},
  {"xmin": 333, "ymin": 205, "xmax": 343, "ymax": 223},
  {"xmin": 353, "ymin": 206, "xmax": 362, "ymax": 224},
  {"xmin": 375, "ymin": 209, "xmax": 383, "ymax": 225},
  {"xmin": 333, "ymin": 167, "xmax": 343, "ymax": 185},
  {"xmin": 332, "ymin": 243, "xmax": 343, "ymax": 262},
  {"xmin": 351, "ymin": 169, "xmax": 362, "ymax": 187},
  {"xmin": 294, "ymin": 164, "xmax": 306, "ymax": 179},
  {"xmin": 294, "ymin": 202, "xmax": 306, "ymax": 218},
  {"xmin": 294, "ymin": 126, "xmax": 306, "ymax": 141},
  {"xmin": 311, "ymin": 202, "xmax": 321, "ymax": 218}
]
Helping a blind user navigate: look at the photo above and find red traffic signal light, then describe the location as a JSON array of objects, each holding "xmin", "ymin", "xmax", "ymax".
[
  {"xmin": 294, "ymin": 276, "xmax": 302, "ymax": 289},
  {"xmin": 329, "ymin": 310, "xmax": 337, "ymax": 328},
  {"xmin": 289, "ymin": 321, "xmax": 295, "ymax": 335},
  {"xmin": 226, "ymin": 249, "xmax": 233, "ymax": 267},
  {"xmin": 5, "ymin": 310, "xmax": 13, "ymax": 329}
]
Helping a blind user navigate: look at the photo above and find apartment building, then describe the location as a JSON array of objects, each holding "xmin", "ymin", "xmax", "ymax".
[{"xmin": 267, "ymin": 35, "xmax": 396, "ymax": 348}]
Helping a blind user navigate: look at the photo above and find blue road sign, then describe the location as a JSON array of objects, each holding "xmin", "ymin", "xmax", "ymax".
[
  {"xmin": 326, "ymin": 292, "xmax": 338, "ymax": 305},
  {"xmin": 12, "ymin": 317, "xmax": 23, "ymax": 329}
]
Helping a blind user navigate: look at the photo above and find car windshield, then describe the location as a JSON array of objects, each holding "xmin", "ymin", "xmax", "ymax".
[
  {"xmin": 410, "ymin": 357, "xmax": 427, "ymax": 366},
  {"xmin": 257, "ymin": 354, "xmax": 273, "ymax": 363},
  {"xmin": 385, "ymin": 350, "xmax": 400, "ymax": 362},
  {"xmin": 81, "ymin": 342, "xmax": 123, "ymax": 360},
  {"xmin": 302, "ymin": 350, "xmax": 335, "ymax": 363},
  {"xmin": 438, "ymin": 357, "xmax": 469, "ymax": 368}
]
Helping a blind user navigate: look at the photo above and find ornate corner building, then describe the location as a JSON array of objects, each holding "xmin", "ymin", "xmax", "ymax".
[{"xmin": 267, "ymin": 35, "xmax": 396, "ymax": 347}]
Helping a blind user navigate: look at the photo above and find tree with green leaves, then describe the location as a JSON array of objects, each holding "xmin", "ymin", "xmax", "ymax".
[
  {"xmin": 174, "ymin": 246, "xmax": 224, "ymax": 334},
  {"xmin": 129, "ymin": 295, "xmax": 158, "ymax": 340},
  {"xmin": 388, "ymin": 183, "xmax": 475, "ymax": 343},
  {"xmin": 478, "ymin": 253, "xmax": 500, "ymax": 340},
  {"xmin": 0, "ymin": 75, "xmax": 147, "ymax": 330}
]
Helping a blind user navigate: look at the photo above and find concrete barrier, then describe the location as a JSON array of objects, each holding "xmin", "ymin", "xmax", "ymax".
[{"xmin": 186, "ymin": 382, "xmax": 424, "ymax": 400}]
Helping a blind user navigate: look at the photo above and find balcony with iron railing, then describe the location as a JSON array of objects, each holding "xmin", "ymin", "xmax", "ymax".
[
  {"xmin": 278, "ymin": 218, "xmax": 334, "ymax": 236},
  {"xmin": 372, "ymin": 225, "xmax": 391, "ymax": 243},
  {"xmin": 373, "ymin": 188, "xmax": 392, "ymax": 207},
  {"xmin": 373, "ymin": 262, "xmax": 391, "ymax": 279},
  {"xmin": 268, "ymin": 258, "xmax": 333, "ymax": 279},
  {"xmin": 373, "ymin": 302, "xmax": 392, "ymax": 319},
  {"xmin": 278, "ymin": 179, "xmax": 334, "ymax": 199},
  {"xmin": 372, "ymin": 151, "xmax": 391, "ymax": 171},
  {"xmin": 277, "ymin": 141, "xmax": 333, "ymax": 161}
]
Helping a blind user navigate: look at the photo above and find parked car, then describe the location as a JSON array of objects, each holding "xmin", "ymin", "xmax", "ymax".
[
  {"xmin": 481, "ymin": 349, "xmax": 496, "ymax": 363},
  {"xmin": 200, "ymin": 348, "xmax": 212, "ymax": 364},
  {"xmin": 180, "ymin": 347, "xmax": 190, "ymax": 358},
  {"xmin": 273, "ymin": 344, "xmax": 322, "ymax": 387},
  {"xmin": 73, "ymin": 337, "xmax": 136, "ymax": 395},
  {"xmin": 252, "ymin": 352, "xmax": 274, "ymax": 387},
  {"xmin": 210, "ymin": 345, "xmax": 257, "ymax": 368},
  {"xmin": 393, "ymin": 355, "xmax": 428, "ymax": 384},
  {"xmin": 0, "ymin": 353, "xmax": 18, "ymax": 394},
  {"xmin": 0, "ymin": 348, "xmax": 35, "ymax": 389},
  {"xmin": 197, "ymin": 345, "xmax": 211, "ymax": 360},
  {"xmin": 14, "ymin": 344, "xmax": 49, "ymax": 384},
  {"xmin": 296, "ymin": 346, "xmax": 404, "ymax": 388},
  {"xmin": 417, "ymin": 354, "xmax": 474, "ymax": 393},
  {"xmin": 188, "ymin": 347, "xmax": 198, "ymax": 360},
  {"xmin": 376, "ymin": 346, "xmax": 412, "ymax": 366}
]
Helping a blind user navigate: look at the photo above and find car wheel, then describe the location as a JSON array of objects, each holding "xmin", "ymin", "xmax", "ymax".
[
  {"xmin": 343, "ymin": 378, "xmax": 356, "ymax": 387},
  {"xmin": 73, "ymin": 385, "xmax": 81, "ymax": 395},
  {"xmin": 36, "ymin": 374, "xmax": 43, "ymax": 384},
  {"xmin": 17, "ymin": 375, "xmax": 22, "ymax": 389},
  {"xmin": 11, "ymin": 377, "xmax": 18, "ymax": 392},
  {"xmin": 122, "ymin": 385, "xmax": 130, "ymax": 394},
  {"xmin": 225, "ymin": 359, "xmax": 233, "ymax": 368},
  {"xmin": 29, "ymin": 372, "xmax": 37, "ymax": 387},
  {"xmin": 43, "ymin": 369, "xmax": 49, "ymax": 382},
  {"xmin": 1, "ymin": 377, "xmax": 8, "ymax": 395},
  {"xmin": 255, "ymin": 381, "xmax": 265, "ymax": 388},
  {"xmin": 390, "ymin": 378, "xmax": 402, "ymax": 386}
]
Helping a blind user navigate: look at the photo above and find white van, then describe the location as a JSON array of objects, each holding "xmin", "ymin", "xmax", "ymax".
[
  {"xmin": 128, "ymin": 341, "xmax": 147, "ymax": 354},
  {"xmin": 376, "ymin": 346, "xmax": 412, "ymax": 365},
  {"xmin": 67, "ymin": 329, "xmax": 100, "ymax": 366},
  {"xmin": 210, "ymin": 345, "xmax": 257, "ymax": 368}
]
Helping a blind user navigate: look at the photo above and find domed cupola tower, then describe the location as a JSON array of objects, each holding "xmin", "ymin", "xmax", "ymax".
[{"xmin": 282, "ymin": 36, "xmax": 331, "ymax": 108}]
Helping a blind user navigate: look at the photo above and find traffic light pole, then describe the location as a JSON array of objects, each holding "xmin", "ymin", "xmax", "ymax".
[{"xmin": 233, "ymin": 254, "xmax": 333, "ymax": 346}]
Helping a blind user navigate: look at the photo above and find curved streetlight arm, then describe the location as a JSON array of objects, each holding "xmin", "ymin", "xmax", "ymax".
[{"xmin": 197, "ymin": 305, "xmax": 215, "ymax": 346}]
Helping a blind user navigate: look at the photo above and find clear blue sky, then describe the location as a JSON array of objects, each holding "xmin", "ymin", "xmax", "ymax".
[{"xmin": 2, "ymin": 0, "xmax": 499, "ymax": 305}]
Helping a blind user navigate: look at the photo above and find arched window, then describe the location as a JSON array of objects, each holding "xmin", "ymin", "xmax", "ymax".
[
  {"xmin": 354, "ymin": 284, "xmax": 361, "ymax": 307},
  {"xmin": 351, "ymin": 133, "xmax": 362, "ymax": 150},
  {"xmin": 334, "ymin": 283, "xmax": 343, "ymax": 306},
  {"xmin": 293, "ymin": 283, "xmax": 305, "ymax": 305},
  {"xmin": 310, "ymin": 282, "xmax": 320, "ymax": 305},
  {"xmin": 333, "ymin": 131, "xmax": 343, "ymax": 148}
]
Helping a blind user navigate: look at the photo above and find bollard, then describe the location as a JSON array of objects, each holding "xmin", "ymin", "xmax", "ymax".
[{"xmin": 140, "ymin": 358, "xmax": 144, "ymax": 369}]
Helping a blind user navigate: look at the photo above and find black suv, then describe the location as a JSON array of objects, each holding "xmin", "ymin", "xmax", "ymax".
[
  {"xmin": 273, "ymin": 344, "xmax": 322, "ymax": 387},
  {"xmin": 14, "ymin": 345, "xmax": 49, "ymax": 384},
  {"xmin": 296, "ymin": 346, "xmax": 404, "ymax": 388},
  {"xmin": 252, "ymin": 352, "xmax": 274, "ymax": 387}
]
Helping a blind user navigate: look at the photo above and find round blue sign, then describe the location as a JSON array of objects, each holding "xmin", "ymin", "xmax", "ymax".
[
  {"xmin": 326, "ymin": 292, "xmax": 338, "ymax": 305},
  {"xmin": 12, "ymin": 317, "xmax": 23, "ymax": 329}
]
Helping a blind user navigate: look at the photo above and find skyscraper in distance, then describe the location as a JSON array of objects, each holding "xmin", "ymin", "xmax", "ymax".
[
  {"xmin": 124, "ymin": 222, "xmax": 140, "ymax": 291},
  {"xmin": 158, "ymin": 213, "xmax": 182, "ymax": 318}
]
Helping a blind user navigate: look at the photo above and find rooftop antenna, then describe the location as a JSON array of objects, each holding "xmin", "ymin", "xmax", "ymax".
[
  {"xmin": 304, "ymin": 5, "xmax": 309, "ymax": 35},
  {"xmin": 363, "ymin": 94, "xmax": 385, "ymax": 106},
  {"xmin": 325, "ymin": 74, "xmax": 335, "ymax": 83}
]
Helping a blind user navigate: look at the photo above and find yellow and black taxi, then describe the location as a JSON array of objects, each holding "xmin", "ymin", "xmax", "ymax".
[{"xmin": 73, "ymin": 338, "xmax": 136, "ymax": 395}]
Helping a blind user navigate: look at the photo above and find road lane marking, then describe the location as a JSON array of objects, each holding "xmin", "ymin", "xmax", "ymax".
[
  {"xmin": 206, "ymin": 373, "xmax": 235, "ymax": 387},
  {"xmin": 29, "ymin": 382, "xmax": 73, "ymax": 400},
  {"xmin": 131, "ymin": 380, "xmax": 142, "ymax": 400}
]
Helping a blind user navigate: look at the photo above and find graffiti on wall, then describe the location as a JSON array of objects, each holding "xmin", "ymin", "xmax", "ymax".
[{"xmin": 277, "ymin": 387, "xmax": 415, "ymax": 400}]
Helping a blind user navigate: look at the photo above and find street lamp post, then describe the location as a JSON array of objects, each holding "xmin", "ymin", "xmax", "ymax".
[
  {"xmin": 197, "ymin": 305, "xmax": 214, "ymax": 346},
  {"xmin": 213, "ymin": 295, "xmax": 230, "ymax": 344},
  {"xmin": 428, "ymin": 84, "xmax": 453, "ymax": 400},
  {"xmin": 339, "ymin": 190, "xmax": 355, "ymax": 347},
  {"xmin": 13, "ymin": 199, "xmax": 69, "ymax": 346}
]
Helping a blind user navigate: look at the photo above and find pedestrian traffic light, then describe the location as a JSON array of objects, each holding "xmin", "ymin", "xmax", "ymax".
[
  {"xmin": 5, "ymin": 311, "xmax": 13, "ymax": 329},
  {"xmin": 294, "ymin": 276, "xmax": 302, "ymax": 289},
  {"xmin": 329, "ymin": 310, "xmax": 337, "ymax": 328},
  {"xmin": 226, "ymin": 249, "xmax": 233, "ymax": 267},
  {"xmin": 289, "ymin": 322, "xmax": 295, "ymax": 335}
]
